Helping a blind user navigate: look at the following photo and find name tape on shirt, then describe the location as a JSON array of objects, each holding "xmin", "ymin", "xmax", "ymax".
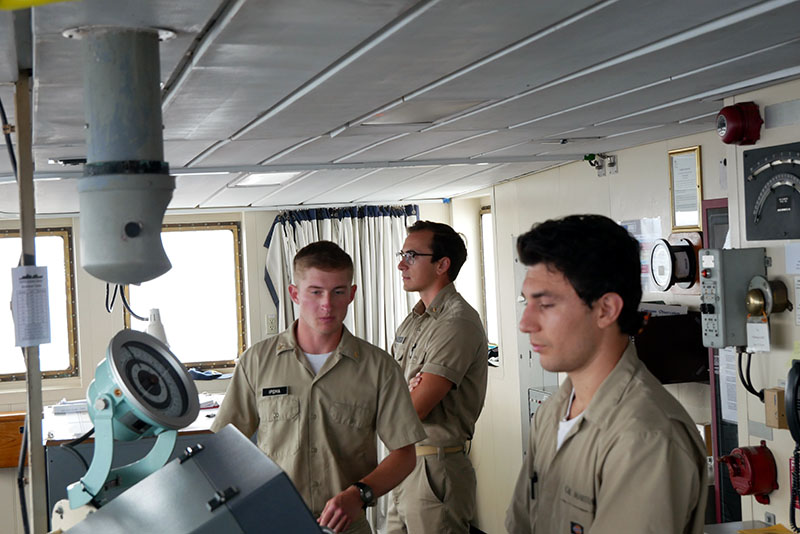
[{"xmin": 262, "ymin": 386, "xmax": 289, "ymax": 397}]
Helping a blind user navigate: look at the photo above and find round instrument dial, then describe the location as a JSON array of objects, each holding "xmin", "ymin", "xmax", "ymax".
[
  {"xmin": 107, "ymin": 330, "xmax": 199, "ymax": 430},
  {"xmin": 118, "ymin": 340, "xmax": 187, "ymax": 417},
  {"xmin": 650, "ymin": 240, "xmax": 673, "ymax": 290}
]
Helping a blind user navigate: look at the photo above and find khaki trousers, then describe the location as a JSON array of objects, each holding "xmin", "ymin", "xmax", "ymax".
[{"xmin": 386, "ymin": 452, "xmax": 476, "ymax": 534}]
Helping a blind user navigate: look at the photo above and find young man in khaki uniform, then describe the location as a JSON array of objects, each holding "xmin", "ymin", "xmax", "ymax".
[
  {"xmin": 505, "ymin": 215, "xmax": 707, "ymax": 534},
  {"xmin": 213, "ymin": 241, "xmax": 426, "ymax": 534},
  {"xmin": 387, "ymin": 221, "xmax": 488, "ymax": 534}
]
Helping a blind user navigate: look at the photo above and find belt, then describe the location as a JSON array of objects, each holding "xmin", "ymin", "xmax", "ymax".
[{"xmin": 415, "ymin": 445, "xmax": 465, "ymax": 457}]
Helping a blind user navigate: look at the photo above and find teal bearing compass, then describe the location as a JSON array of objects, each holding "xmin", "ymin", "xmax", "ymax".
[{"xmin": 67, "ymin": 329, "xmax": 199, "ymax": 508}]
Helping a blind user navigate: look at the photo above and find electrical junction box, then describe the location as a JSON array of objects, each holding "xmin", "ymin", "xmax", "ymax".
[
  {"xmin": 699, "ymin": 248, "xmax": 766, "ymax": 348},
  {"xmin": 764, "ymin": 387, "xmax": 788, "ymax": 429}
]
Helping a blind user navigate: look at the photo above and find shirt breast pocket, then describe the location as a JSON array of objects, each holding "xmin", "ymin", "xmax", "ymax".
[
  {"xmin": 329, "ymin": 401, "xmax": 375, "ymax": 457},
  {"xmin": 257, "ymin": 396, "xmax": 300, "ymax": 457},
  {"xmin": 560, "ymin": 488, "xmax": 595, "ymax": 532}
]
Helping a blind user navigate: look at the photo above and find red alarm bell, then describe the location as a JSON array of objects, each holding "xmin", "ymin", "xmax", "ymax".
[
  {"xmin": 716, "ymin": 102, "xmax": 763, "ymax": 145},
  {"xmin": 719, "ymin": 440, "xmax": 778, "ymax": 504}
]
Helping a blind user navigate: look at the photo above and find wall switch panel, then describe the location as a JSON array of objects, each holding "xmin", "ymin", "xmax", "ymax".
[{"xmin": 699, "ymin": 248, "xmax": 766, "ymax": 348}]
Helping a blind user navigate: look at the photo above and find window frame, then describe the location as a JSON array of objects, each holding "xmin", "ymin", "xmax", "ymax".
[
  {"xmin": 0, "ymin": 226, "xmax": 79, "ymax": 381},
  {"xmin": 478, "ymin": 205, "xmax": 499, "ymax": 345},
  {"xmin": 122, "ymin": 221, "xmax": 246, "ymax": 369}
]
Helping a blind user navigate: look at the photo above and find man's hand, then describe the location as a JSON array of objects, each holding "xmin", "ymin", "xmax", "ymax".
[
  {"xmin": 318, "ymin": 485, "xmax": 362, "ymax": 533},
  {"xmin": 408, "ymin": 371, "xmax": 423, "ymax": 392}
]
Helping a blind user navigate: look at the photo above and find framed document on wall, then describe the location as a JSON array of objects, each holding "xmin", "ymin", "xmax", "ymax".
[{"xmin": 668, "ymin": 146, "xmax": 703, "ymax": 232}]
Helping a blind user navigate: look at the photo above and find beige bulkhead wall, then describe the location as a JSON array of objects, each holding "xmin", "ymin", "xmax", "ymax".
[
  {"xmin": 438, "ymin": 127, "xmax": 733, "ymax": 532},
  {"xmin": 726, "ymin": 78, "xmax": 800, "ymax": 527}
]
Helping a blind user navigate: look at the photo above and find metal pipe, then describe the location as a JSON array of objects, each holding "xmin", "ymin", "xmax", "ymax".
[{"xmin": 16, "ymin": 69, "xmax": 48, "ymax": 534}]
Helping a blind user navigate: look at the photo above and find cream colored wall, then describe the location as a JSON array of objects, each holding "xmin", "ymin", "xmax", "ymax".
[
  {"xmin": 450, "ymin": 195, "xmax": 488, "ymax": 324},
  {"xmin": 468, "ymin": 129, "xmax": 728, "ymax": 532},
  {"xmin": 725, "ymin": 78, "xmax": 800, "ymax": 526},
  {"xmin": 0, "ymin": 208, "xmax": 278, "ymax": 532}
]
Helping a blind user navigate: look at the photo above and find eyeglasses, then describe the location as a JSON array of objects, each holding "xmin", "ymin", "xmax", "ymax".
[{"xmin": 396, "ymin": 250, "xmax": 434, "ymax": 265}]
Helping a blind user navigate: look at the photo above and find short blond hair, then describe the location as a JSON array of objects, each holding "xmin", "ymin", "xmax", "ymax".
[{"xmin": 293, "ymin": 240, "xmax": 354, "ymax": 281}]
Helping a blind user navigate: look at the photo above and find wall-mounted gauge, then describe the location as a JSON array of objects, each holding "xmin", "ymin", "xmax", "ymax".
[
  {"xmin": 743, "ymin": 142, "xmax": 800, "ymax": 241},
  {"xmin": 650, "ymin": 238, "xmax": 697, "ymax": 291}
]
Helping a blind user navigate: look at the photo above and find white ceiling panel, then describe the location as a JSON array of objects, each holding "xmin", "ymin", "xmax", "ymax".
[
  {"xmin": 269, "ymin": 133, "xmax": 406, "ymax": 165},
  {"xmin": 0, "ymin": 12, "xmax": 16, "ymax": 84},
  {"xmin": 306, "ymin": 167, "xmax": 431, "ymax": 204},
  {"xmin": 3, "ymin": 0, "xmax": 799, "ymax": 210},
  {"xmin": 193, "ymin": 137, "xmax": 312, "ymax": 167},
  {"xmin": 164, "ymin": 0, "xmax": 418, "ymax": 141},
  {"xmin": 409, "ymin": 162, "xmax": 551, "ymax": 200},
  {"xmin": 201, "ymin": 183, "xmax": 281, "ymax": 208},
  {"xmin": 253, "ymin": 169, "xmax": 374, "ymax": 207},
  {"xmin": 235, "ymin": 0, "xmax": 604, "ymax": 141},
  {"xmin": 418, "ymin": 0, "xmax": 766, "ymax": 102},
  {"xmin": 169, "ymin": 173, "xmax": 236, "ymax": 209},
  {"xmin": 34, "ymin": 179, "xmax": 79, "ymax": 214},
  {"xmin": 358, "ymin": 164, "xmax": 499, "ymax": 202},
  {"xmin": 165, "ymin": 140, "xmax": 222, "ymax": 168},
  {"xmin": 403, "ymin": 130, "xmax": 536, "ymax": 160},
  {"xmin": 0, "ymin": 182, "xmax": 19, "ymax": 215},
  {"xmin": 322, "ymin": 130, "xmax": 471, "ymax": 163}
]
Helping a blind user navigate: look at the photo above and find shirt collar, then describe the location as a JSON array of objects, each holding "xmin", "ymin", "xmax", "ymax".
[
  {"xmin": 580, "ymin": 340, "xmax": 639, "ymax": 425},
  {"xmin": 412, "ymin": 282, "xmax": 457, "ymax": 318},
  {"xmin": 549, "ymin": 341, "xmax": 639, "ymax": 426},
  {"xmin": 275, "ymin": 320, "xmax": 362, "ymax": 362}
]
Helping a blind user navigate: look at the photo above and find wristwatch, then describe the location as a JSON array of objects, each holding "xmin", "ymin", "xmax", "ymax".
[{"xmin": 353, "ymin": 481, "xmax": 376, "ymax": 508}]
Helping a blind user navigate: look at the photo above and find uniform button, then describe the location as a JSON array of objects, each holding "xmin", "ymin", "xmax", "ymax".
[
  {"xmin": 312, "ymin": 481, "xmax": 319, "ymax": 488},
  {"xmin": 310, "ymin": 447, "xmax": 317, "ymax": 454},
  {"xmin": 273, "ymin": 412, "xmax": 279, "ymax": 419},
  {"xmin": 310, "ymin": 413, "xmax": 317, "ymax": 420}
]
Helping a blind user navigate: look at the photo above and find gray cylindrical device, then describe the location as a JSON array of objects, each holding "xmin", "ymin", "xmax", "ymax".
[{"xmin": 78, "ymin": 27, "xmax": 174, "ymax": 284}]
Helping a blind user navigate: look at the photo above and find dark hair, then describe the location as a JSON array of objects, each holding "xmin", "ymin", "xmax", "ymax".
[
  {"xmin": 407, "ymin": 220, "xmax": 467, "ymax": 282},
  {"xmin": 516, "ymin": 214, "xmax": 643, "ymax": 335},
  {"xmin": 293, "ymin": 241, "xmax": 353, "ymax": 280}
]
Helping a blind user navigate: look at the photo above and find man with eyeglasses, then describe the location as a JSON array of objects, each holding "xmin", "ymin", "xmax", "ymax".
[{"xmin": 386, "ymin": 220, "xmax": 488, "ymax": 534}]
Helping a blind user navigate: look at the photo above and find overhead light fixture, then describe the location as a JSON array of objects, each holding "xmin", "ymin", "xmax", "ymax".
[
  {"xmin": 171, "ymin": 171, "xmax": 230, "ymax": 176},
  {"xmin": 235, "ymin": 171, "xmax": 300, "ymax": 186},
  {"xmin": 33, "ymin": 176, "xmax": 64, "ymax": 182}
]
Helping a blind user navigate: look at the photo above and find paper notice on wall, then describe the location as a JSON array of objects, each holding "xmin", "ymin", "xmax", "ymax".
[
  {"xmin": 796, "ymin": 277, "xmax": 800, "ymax": 326},
  {"xmin": 746, "ymin": 320, "xmax": 770, "ymax": 353},
  {"xmin": 618, "ymin": 217, "xmax": 662, "ymax": 293},
  {"xmin": 11, "ymin": 265, "xmax": 51, "ymax": 347},
  {"xmin": 718, "ymin": 347, "xmax": 738, "ymax": 423},
  {"xmin": 787, "ymin": 243, "xmax": 800, "ymax": 275}
]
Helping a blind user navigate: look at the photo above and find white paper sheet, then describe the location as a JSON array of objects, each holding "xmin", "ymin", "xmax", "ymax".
[
  {"xmin": 11, "ymin": 265, "xmax": 51, "ymax": 347},
  {"xmin": 719, "ymin": 347, "xmax": 738, "ymax": 423}
]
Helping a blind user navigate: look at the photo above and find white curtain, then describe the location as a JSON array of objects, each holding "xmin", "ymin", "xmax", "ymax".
[{"xmin": 264, "ymin": 205, "xmax": 418, "ymax": 352}]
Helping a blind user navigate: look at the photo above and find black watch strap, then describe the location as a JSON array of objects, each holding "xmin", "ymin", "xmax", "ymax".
[{"xmin": 353, "ymin": 481, "xmax": 375, "ymax": 508}]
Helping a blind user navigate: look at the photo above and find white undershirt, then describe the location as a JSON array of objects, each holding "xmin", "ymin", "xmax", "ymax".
[
  {"xmin": 304, "ymin": 351, "xmax": 332, "ymax": 375},
  {"xmin": 557, "ymin": 389, "xmax": 583, "ymax": 451}
]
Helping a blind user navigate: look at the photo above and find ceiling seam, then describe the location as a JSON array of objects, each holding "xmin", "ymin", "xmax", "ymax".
[
  {"xmin": 508, "ymin": 35, "xmax": 800, "ymax": 130},
  {"xmin": 185, "ymin": 0, "xmax": 442, "ymax": 167},
  {"xmin": 161, "ymin": 0, "xmax": 247, "ymax": 112},
  {"xmin": 419, "ymin": 0, "xmax": 800, "ymax": 132}
]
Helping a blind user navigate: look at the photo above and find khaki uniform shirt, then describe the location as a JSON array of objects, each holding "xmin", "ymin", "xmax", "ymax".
[
  {"xmin": 506, "ymin": 343, "xmax": 708, "ymax": 534},
  {"xmin": 393, "ymin": 283, "xmax": 488, "ymax": 446},
  {"xmin": 212, "ymin": 322, "xmax": 426, "ymax": 516}
]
